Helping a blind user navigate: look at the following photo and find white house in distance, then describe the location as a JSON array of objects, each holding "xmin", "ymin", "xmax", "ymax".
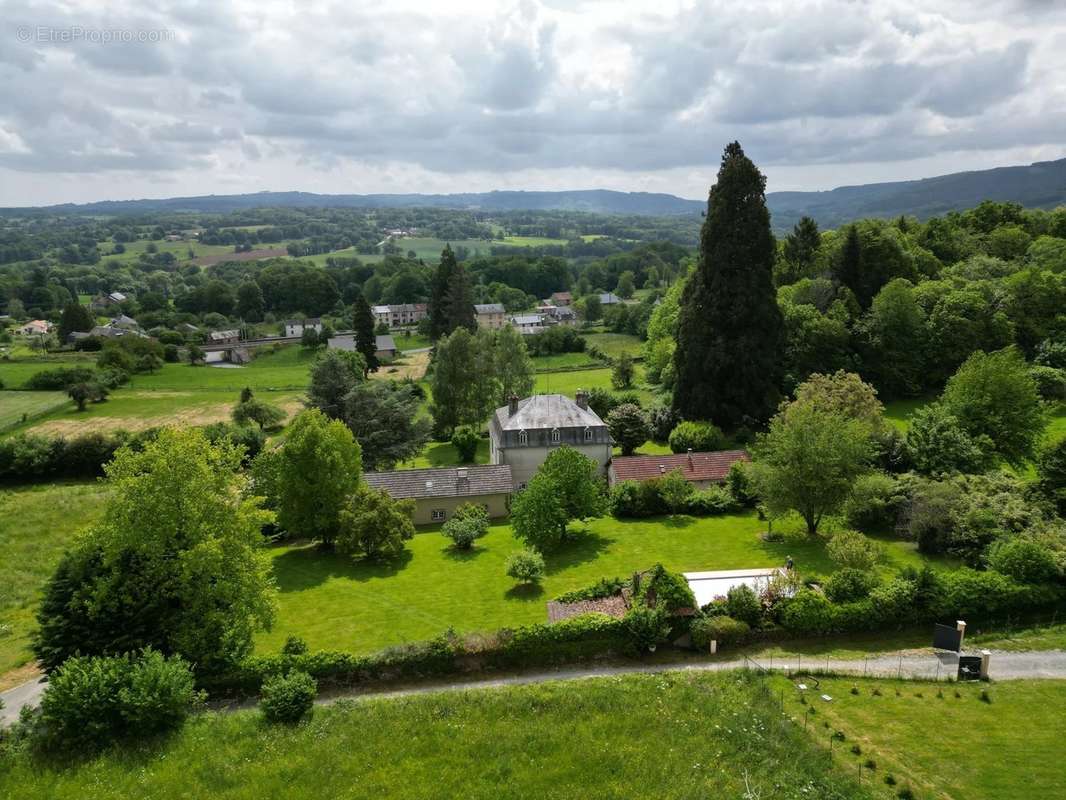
[
  {"xmin": 489, "ymin": 392, "xmax": 613, "ymax": 489},
  {"xmin": 373, "ymin": 303, "xmax": 428, "ymax": 329},
  {"xmin": 15, "ymin": 319, "xmax": 53, "ymax": 336},
  {"xmin": 284, "ymin": 318, "xmax": 322, "ymax": 337},
  {"xmin": 474, "ymin": 303, "xmax": 506, "ymax": 330}
]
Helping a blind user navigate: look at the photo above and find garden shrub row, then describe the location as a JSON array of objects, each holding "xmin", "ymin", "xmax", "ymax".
[
  {"xmin": 609, "ymin": 478, "xmax": 738, "ymax": 518},
  {"xmin": 200, "ymin": 614, "xmax": 631, "ymax": 698},
  {"xmin": 0, "ymin": 424, "xmax": 265, "ymax": 482}
]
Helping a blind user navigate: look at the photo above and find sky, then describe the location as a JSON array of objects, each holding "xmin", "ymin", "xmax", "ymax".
[{"xmin": 1, "ymin": 0, "xmax": 1065, "ymax": 206}]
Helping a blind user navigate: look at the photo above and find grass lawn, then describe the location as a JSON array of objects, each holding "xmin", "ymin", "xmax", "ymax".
[
  {"xmin": 500, "ymin": 234, "xmax": 569, "ymax": 247},
  {"xmin": 94, "ymin": 238, "xmax": 235, "ymax": 265},
  {"xmin": 0, "ymin": 671, "xmax": 869, "ymax": 800},
  {"xmin": 882, "ymin": 396, "xmax": 932, "ymax": 432},
  {"xmin": 257, "ymin": 512, "xmax": 942, "ymax": 655},
  {"xmin": 0, "ymin": 482, "xmax": 110, "ymax": 684},
  {"xmin": 772, "ymin": 675, "xmax": 1066, "ymax": 799},
  {"xmin": 0, "ymin": 391, "xmax": 68, "ymax": 431},
  {"xmin": 532, "ymin": 365, "xmax": 654, "ymax": 403},
  {"xmin": 399, "ymin": 438, "xmax": 491, "ymax": 469},
  {"xmin": 532, "ymin": 351, "xmax": 602, "ymax": 370},
  {"xmin": 583, "ymin": 332, "xmax": 643, "ymax": 359},
  {"xmin": 392, "ymin": 332, "xmax": 430, "ymax": 351}
]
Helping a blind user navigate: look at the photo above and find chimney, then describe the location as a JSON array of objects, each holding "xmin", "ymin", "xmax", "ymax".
[
  {"xmin": 508, "ymin": 394, "xmax": 519, "ymax": 416},
  {"xmin": 687, "ymin": 448, "xmax": 694, "ymax": 469},
  {"xmin": 575, "ymin": 389, "xmax": 589, "ymax": 410},
  {"xmin": 456, "ymin": 467, "xmax": 469, "ymax": 492}
]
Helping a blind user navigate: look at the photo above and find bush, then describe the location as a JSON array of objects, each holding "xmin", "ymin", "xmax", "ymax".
[
  {"xmin": 450, "ymin": 426, "xmax": 480, "ymax": 463},
  {"xmin": 163, "ymin": 343, "xmax": 180, "ymax": 362},
  {"xmin": 24, "ymin": 366, "xmax": 96, "ymax": 390},
  {"xmin": 555, "ymin": 576, "xmax": 627, "ymax": 603},
  {"xmin": 724, "ymin": 584, "xmax": 763, "ymax": 627},
  {"xmin": 726, "ymin": 461, "xmax": 757, "ymax": 506},
  {"xmin": 690, "ymin": 615, "xmax": 751, "ymax": 649},
  {"xmin": 505, "ymin": 549, "xmax": 545, "ymax": 584},
  {"xmin": 684, "ymin": 485, "xmax": 738, "ymax": 515},
  {"xmin": 442, "ymin": 503, "xmax": 489, "ymax": 549},
  {"xmin": 824, "ymin": 568, "xmax": 880, "ymax": 603},
  {"xmin": 986, "ymin": 537, "xmax": 1060, "ymax": 584},
  {"xmin": 36, "ymin": 649, "xmax": 200, "ymax": 751},
  {"xmin": 632, "ymin": 564, "xmax": 696, "ymax": 613},
  {"xmin": 647, "ymin": 404, "xmax": 680, "ymax": 442},
  {"xmin": 843, "ymin": 472, "xmax": 901, "ymax": 532},
  {"xmin": 202, "ymin": 422, "xmax": 266, "ymax": 464},
  {"xmin": 281, "ymin": 635, "xmax": 308, "ymax": 656},
  {"xmin": 779, "ymin": 589, "xmax": 837, "ymax": 635},
  {"xmin": 668, "ymin": 420, "xmax": 724, "ymax": 454},
  {"xmin": 826, "ymin": 530, "xmax": 885, "ymax": 571},
  {"xmin": 623, "ymin": 606, "xmax": 670, "ymax": 653},
  {"xmin": 260, "ymin": 670, "xmax": 317, "ymax": 723},
  {"xmin": 1030, "ymin": 366, "xmax": 1066, "ymax": 401}
]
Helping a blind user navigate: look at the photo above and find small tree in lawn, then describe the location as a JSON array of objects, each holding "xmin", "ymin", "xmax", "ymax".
[
  {"xmin": 505, "ymin": 549, "xmax": 545, "ymax": 585},
  {"xmin": 826, "ymin": 530, "xmax": 884, "ymax": 571},
  {"xmin": 336, "ymin": 485, "xmax": 415, "ymax": 560},
  {"xmin": 441, "ymin": 503, "xmax": 489, "ymax": 550},
  {"xmin": 450, "ymin": 425, "xmax": 480, "ymax": 463},
  {"xmin": 511, "ymin": 478, "xmax": 569, "ymax": 552},
  {"xmin": 511, "ymin": 447, "xmax": 604, "ymax": 551},
  {"xmin": 606, "ymin": 403, "xmax": 650, "ymax": 456},
  {"xmin": 539, "ymin": 446, "xmax": 606, "ymax": 524},
  {"xmin": 233, "ymin": 398, "xmax": 287, "ymax": 431},
  {"xmin": 137, "ymin": 353, "xmax": 163, "ymax": 374},
  {"xmin": 68, "ymin": 382, "xmax": 108, "ymax": 411},
  {"xmin": 612, "ymin": 352, "xmax": 635, "ymax": 389},
  {"xmin": 187, "ymin": 344, "xmax": 204, "ymax": 365}
]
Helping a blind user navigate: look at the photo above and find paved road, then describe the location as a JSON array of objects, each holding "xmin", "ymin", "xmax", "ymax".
[{"xmin": 8, "ymin": 648, "xmax": 1066, "ymax": 725}]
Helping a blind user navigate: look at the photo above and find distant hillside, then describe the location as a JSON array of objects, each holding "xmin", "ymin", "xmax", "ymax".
[
  {"xmin": 766, "ymin": 157, "xmax": 1066, "ymax": 230},
  {"xmin": 7, "ymin": 157, "xmax": 1066, "ymax": 229},
  {"xmin": 28, "ymin": 189, "xmax": 704, "ymax": 217}
]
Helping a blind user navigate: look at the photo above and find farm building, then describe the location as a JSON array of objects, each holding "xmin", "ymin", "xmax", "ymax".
[
  {"xmin": 550, "ymin": 291, "xmax": 572, "ymax": 306},
  {"xmin": 365, "ymin": 464, "xmax": 513, "ymax": 525},
  {"xmin": 489, "ymin": 392, "xmax": 613, "ymax": 490},
  {"xmin": 209, "ymin": 329, "xmax": 241, "ymax": 344},
  {"xmin": 372, "ymin": 303, "xmax": 428, "ymax": 329},
  {"xmin": 608, "ymin": 450, "xmax": 751, "ymax": 489},
  {"xmin": 90, "ymin": 291, "xmax": 127, "ymax": 312},
  {"xmin": 509, "ymin": 314, "xmax": 547, "ymax": 335},
  {"xmin": 15, "ymin": 320, "xmax": 53, "ymax": 336},
  {"xmin": 327, "ymin": 333, "xmax": 398, "ymax": 359}
]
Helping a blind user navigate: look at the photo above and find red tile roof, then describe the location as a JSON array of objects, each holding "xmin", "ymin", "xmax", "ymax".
[{"xmin": 610, "ymin": 450, "xmax": 750, "ymax": 484}]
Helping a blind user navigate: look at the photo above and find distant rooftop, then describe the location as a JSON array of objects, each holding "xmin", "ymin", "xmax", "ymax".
[{"xmin": 474, "ymin": 303, "xmax": 505, "ymax": 314}]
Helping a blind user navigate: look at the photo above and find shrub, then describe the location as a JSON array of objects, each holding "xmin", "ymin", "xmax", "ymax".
[
  {"xmin": 826, "ymin": 530, "xmax": 885, "ymax": 571},
  {"xmin": 658, "ymin": 468, "xmax": 695, "ymax": 512},
  {"xmin": 24, "ymin": 366, "xmax": 97, "ymax": 390},
  {"xmin": 281, "ymin": 635, "xmax": 308, "ymax": 656},
  {"xmin": 163, "ymin": 343, "xmax": 180, "ymax": 362},
  {"xmin": 843, "ymin": 472, "xmax": 901, "ymax": 532},
  {"xmin": 606, "ymin": 403, "xmax": 650, "ymax": 456},
  {"xmin": 724, "ymin": 584, "xmax": 763, "ymax": 627},
  {"xmin": 202, "ymin": 422, "xmax": 266, "ymax": 464},
  {"xmin": 505, "ymin": 549, "xmax": 545, "ymax": 584},
  {"xmin": 260, "ymin": 670, "xmax": 317, "ymax": 723},
  {"xmin": 623, "ymin": 606, "xmax": 670, "ymax": 652},
  {"xmin": 668, "ymin": 420, "xmax": 725, "ymax": 454},
  {"xmin": 647, "ymin": 404, "xmax": 680, "ymax": 442},
  {"xmin": 450, "ymin": 425, "xmax": 480, "ymax": 463},
  {"xmin": 684, "ymin": 485, "xmax": 738, "ymax": 515},
  {"xmin": 779, "ymin": 589, "xmax": 837, "ymax": 635},
  {"xmin": 986, "ymin": 537, "xmax": 1060, "ymax": 584},
  {"xmin": 36, "ymin": 649, "xmax": 200, "ymax": 751},
  {"xmin": 632, "ymin": 564, "xmax": 697, "ymax": 613},
  {"xmin": 726, "ymin": 461, "xmax": 756, "ymax": 506},
  {"xmin": 1030, "ymin": 366, "xmax": 1066, "ymax": 401},
  {"xmin": 824, "ymin": 568, "xmax": 880, "ymax": 603},
  {"xmin": 442, "ymin": 503, "xmax": 489, "ymax": 550},
  {"xmin": 690, "ymin": 615, "xmax": 751, "ymax": 649}
]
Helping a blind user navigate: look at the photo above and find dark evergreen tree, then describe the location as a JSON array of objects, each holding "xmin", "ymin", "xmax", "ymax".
[
  {"xmin": 673, "ymin": 141, "xmax": 783, "ymax": 429},
  {"xmin": 235, "ymin": 281, "xmax": 265, "ymax": 321},
  {"xmin": 781, "ymin": 216, "xmax": 820, "ymax": 284},
  {"xmin": 58, "ymin": 301, "xmax": 94, "ymax": 339},
  {"xmin": 833, "ymin": 224, "xmax": 863, "ymax": 304},
  {"xmin": 443, "ymin": 262, "xmax": 476, "ymax": 334},
  {"xmin": 352, "ymin": 290, "xmax": 379, "ymax": 375},
  {"xmin": 428, "ymin": 245, "xmax": 459, "ymax": 340}
]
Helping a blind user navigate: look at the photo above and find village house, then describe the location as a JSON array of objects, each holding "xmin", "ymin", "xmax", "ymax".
[
  {"xmin": 209, "ymin": 329, "xmax": 241, "ymax": 345},
  {"xmin": 608, "ymin": 450, "xmax": 751, "ymax": 490},
  {"xmin": 365, "ymin": 464, "xmax": 513, "ymax": 525},
  {"xmin": 284, "ymin": 318, "xmax": 323, "ymax": 337},
  {"xmin": 90, "ymin": 291, "xmax": 127, "ymax": 313},
  {"xmin": 327, "ymin": 333, "xmax": 399, "ymax": 359},
  {"xmin": 109, "ymin": 314, "xmax": 141, "ymax": 330},
  {"xmin": 474, "ymin": 303, "xmax": 506, "ymax": 330},
  {"xmin": 543, "ymin": 304, "xmax": 578, "ymax": 325},
  {"xmin": 372, "ymin": 303, "xmax": 428, "ymax": 329},
  {"xmin": 15, "ymin": 319, "xmax": 53, "ymax": 336},
  {"xmin": 550, "ymin": 291, "xmax": 572, "ymax": 306},
  {"xmin": 509, "ymin": 313, "xmax": 548, "ymax": 335},
  {"xmin": 489, "ymin": 392, "xmax": 613, "ymax": 490}
]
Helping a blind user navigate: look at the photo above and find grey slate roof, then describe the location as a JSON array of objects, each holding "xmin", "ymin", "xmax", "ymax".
[
  {"xmin": 327, "ymin": 334, "xmax": 355, "ymax": 351},
  {"xmin": 599, "ymin": 292, "xmax": 622, "ymax": 304},
  {"xmin": 365, "ymin": 464, "xmax": 513, "ymax": 500},
  {"xmin": 510, "ymin": 314, "xmax": 544, "ymax": 326},
  {"xmin": 375, "ymin": 334, "xmax": 397, "ymax": 351},
  {"xmin": 209, "ymin": 329, "xmax": 240, "ymax": 341},
  {"xmin": 494, "ymin": 394, "xmax": 606, "ymax": 431},
  {"xmin": 474, "ymin": 303, "xmax": 505, "ymax": 314}
]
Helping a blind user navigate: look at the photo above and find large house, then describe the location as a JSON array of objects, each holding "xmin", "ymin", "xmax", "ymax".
[
  {"xmin": 474, "ymin": 303, "xmax": 506, "ymax": 330},
  {"xmin": 372, "ymin": 303, "xmax": 428, "ymax": 329},
  {"xmin": 489, "ymin": 392, "xmax": 613, "ymax": 490},
  {"xmin": 609, "ymin": 450, "xmax": 751, "ymax": 489},
  {"xmin": 15, "ymin": 319, "xmax": 52, "ymax": 336},
  {"xmin": 284, "ymin": 318, "xmax": 322, "ymax": 337},
  {"xmin": 365, "ymin": 464, "xmax": 513, "ymax": 525}
]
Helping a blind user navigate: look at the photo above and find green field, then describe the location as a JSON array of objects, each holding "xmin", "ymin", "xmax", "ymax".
[
  {"xmin": 532, "ymin": 351, "xmax": 603, "ymax": 370},
  {"xmin": 583, "ymin": 332, "xmax": 643, "ymax": 358},
  {"xmin": 257, "ymin": 512, "xmax": 942, "ymax": 655},
  {"xmin": 94, "ymin": 238, "xmax": 236, "ymax": 265},
  {"xmin": 0, "ymin": 391, "xmax": 68, "ymax": 430},
  {"xmin": 0, "ymin": 671, "xmax": 869, "ymax": 800},
  {"xmin": 773, "ymin": 675, "xmax": 1066, "ymax": 799},
  {"xmin": 0, "ymin": 482, "xmax": 110, "ymax": 683}
]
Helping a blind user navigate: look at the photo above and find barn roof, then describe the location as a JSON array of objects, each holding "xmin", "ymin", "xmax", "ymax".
[{"xmin": 610, "ymin": 450, "xmax": 750, "ymax": 483}]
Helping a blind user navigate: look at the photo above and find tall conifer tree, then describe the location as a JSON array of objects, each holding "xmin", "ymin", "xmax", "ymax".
[
  {"xmin": 352, "ymin": 290, "xmax": 379, "ymax": 375},
  {"xmin": 673, "ymin": 141, "xmax": 783, "ymax": 428},
  {"xmin": 833, "ymin": 224, "xmax": 863, "ymax": 304},
  {"xmin": 428, "ymin": 245, "xmax": 459, "ymax": 340}
]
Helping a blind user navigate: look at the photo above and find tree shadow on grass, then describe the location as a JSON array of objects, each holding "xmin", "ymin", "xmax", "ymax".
[
  {"xmin": 440, "ymin": 544, "xmax": 485, "ymax": 562},
  {"xmin": 272, "ymin": 544, "xmax": 413, "ymax": 592},
  {"xmin": 543, "ymin": 529, "xmax": 613, "ymax": 575},
  {"xmin": 504, "ymin": 583, "xmax": 545, "ymax": 601},
  {"xmin": 661, "ymin": 514, "xmax": 696, "ymax": 528}
]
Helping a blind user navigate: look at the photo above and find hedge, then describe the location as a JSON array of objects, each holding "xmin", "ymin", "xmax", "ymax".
[{"xmin": 200, "ymin": 614, "xmax": 630, "ymax": 698}]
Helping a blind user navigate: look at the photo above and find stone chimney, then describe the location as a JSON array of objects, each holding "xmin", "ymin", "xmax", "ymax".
[
  {"xmin": 508, "ymin": 394, "xmax": 519, "ymax": 416},
  {"xmin": 687, "ymin": 448, "xmax": 694, "ymax": 469},
  {"xmin": 575, "ymin": 389, "xmax": 589, "ymax": 410},
  {"xmin": 456, "ymin": 467, "xmax": 469, "ymax": 492}
]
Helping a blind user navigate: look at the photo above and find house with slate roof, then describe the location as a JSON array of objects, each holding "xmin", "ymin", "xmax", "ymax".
[
  {"xmin": 364, "ymin": 464, "xmax": 513, "ymax": 525},
  {"xmin": 489, "ymin": 392, "xmax": 613, "ymax": 490}
]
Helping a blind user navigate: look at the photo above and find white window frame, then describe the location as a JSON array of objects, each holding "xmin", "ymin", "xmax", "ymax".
[
  {"xmin": 583, "ymin": 426, "xmax": 593, "ymax": 442},
  {"xmin": 551, "ymin": 428, "xmax": 561, "ymax": 444},
  {"xmin": 518, "ymin": 429, "xmax": 528, "ymax": 446},
  {"xmin": 431, "ymin": 509, "xmax": 446, "ymax": 522}
]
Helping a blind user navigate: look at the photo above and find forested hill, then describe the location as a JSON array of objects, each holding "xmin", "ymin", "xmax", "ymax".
[
  {"xmin": 25, "ymin": 189, "xmax": 705, "ymax": 217},
  {"xmin": 8, "ymin": 157, "xmax": 1066, "ymax": 227},
  {"xmin": 766, "ymin": 157, "xmax": 1066, "ymax": 230}
]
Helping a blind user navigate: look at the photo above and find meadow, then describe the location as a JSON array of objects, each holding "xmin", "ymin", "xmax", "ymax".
[
  {"xmin": 0, "ymin": 391, "xmax": 68, "ymax": 431},
  {"xmin": 0, "ymin": 671, "xmax": 869, "ymax": 800},
  {"xmin": 772, "ymin": 675, "xmax": 1066, "ymax": 799}
]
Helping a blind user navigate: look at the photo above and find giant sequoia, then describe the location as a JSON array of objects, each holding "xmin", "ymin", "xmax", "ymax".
[{"xmin": 673, "ymin": 142, "xmax": 783, "ymax": 428}]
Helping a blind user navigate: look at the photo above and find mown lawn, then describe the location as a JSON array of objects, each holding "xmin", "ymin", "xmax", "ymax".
[
  {"xmin": 257, "ymin": 512, "xmax": 942, "ymax": 655},
  {"xmin": 0, "ymin": 482, "xmax": 110, "ymax": 683},
  {"xmin": 399, "ymin": 438, "xmax": 491, "ymax": 468},
  {"xmin": 0, "ymin": 391, "xmax": 68, "ymax": 431},
  {"xmin": 773, "ymin": 675, "xmax": 1066, "ymax": 799},
  {"xmin": 583, "ymin": 332, "xmax": 643, "ymax": 358},
  {"xmin": 0, "ymin": 672, "xmax": 870, "ymax": 800},
  {"xmin": 532, "ymin": 351, "xmax": 603, "ymax": 370}
]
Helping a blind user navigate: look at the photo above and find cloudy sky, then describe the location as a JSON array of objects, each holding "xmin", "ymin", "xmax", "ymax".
[{"xmin": 1, "ymin": 0, "xmax": 1065, "ymax": 206}]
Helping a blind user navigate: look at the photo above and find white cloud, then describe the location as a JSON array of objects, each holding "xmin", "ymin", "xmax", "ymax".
[{"xmin": 0, "ymin": 0, "xmax": 1063, "ymax": 204}]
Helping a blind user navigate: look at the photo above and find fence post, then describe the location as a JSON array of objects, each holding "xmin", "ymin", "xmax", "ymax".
[
  {"xmin": 863, "ymin": 656, "xmax": 868, "ymax": 677},
  {"xmin": 897, "ymin": 652, "xmax": 902, "ymax": 679},
  {"xmin": 798, "ymin": 653, "xmax": 802, "ymax": 672}
]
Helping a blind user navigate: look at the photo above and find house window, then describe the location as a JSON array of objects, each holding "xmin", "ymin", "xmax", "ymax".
[
  {"xmin": 583, "ymin": 427, "xmax": 593, "ymax": 442},
  {"xmin": 518, "ymin": 430, "xmax": 528, "ymax": 445},
  {"xmin": 551, "ymin": 428, "xmax": 561, "ymax": 444},
  {"xmin": 431, "ymin": 509, "xmax": 446, "ymax": 522}
]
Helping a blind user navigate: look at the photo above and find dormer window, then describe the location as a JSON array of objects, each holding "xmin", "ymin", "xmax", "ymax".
[
  {"xmin": 518, "ymin": 429, "xmax": 528, "ymax": 446},
  {"xmin": 551, "ymin": 428, "xmax": 561, "ymax": 444},
  {"xmin": 583, "ymin": 426, "xmax": 593, "ymax": 442}
]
